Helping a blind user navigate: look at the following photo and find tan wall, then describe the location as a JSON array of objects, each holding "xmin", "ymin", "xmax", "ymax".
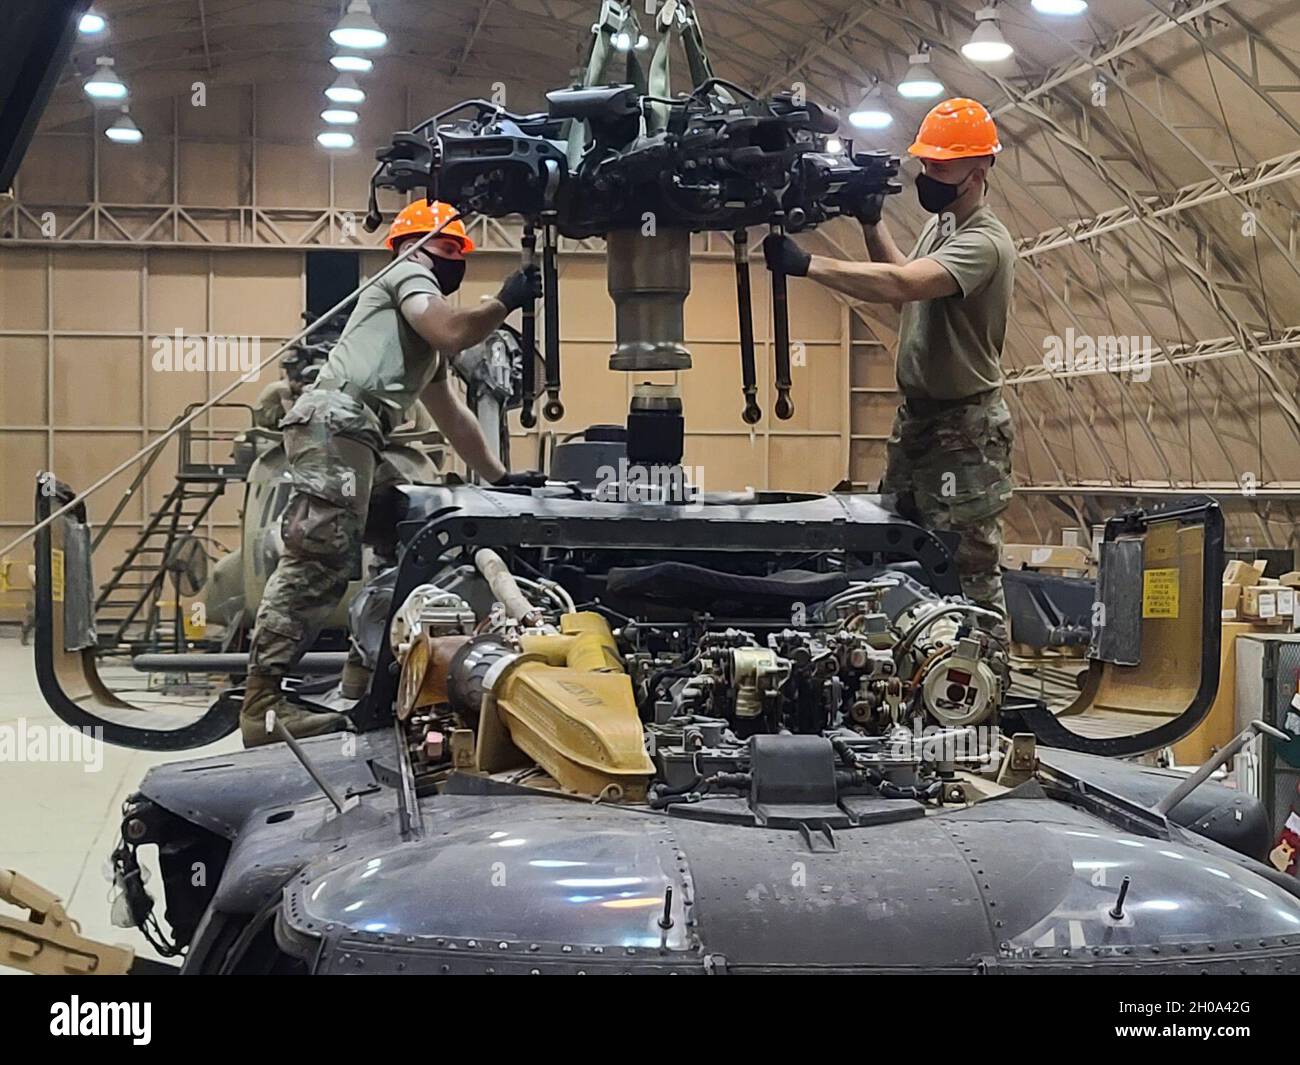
[
  {"xmin": 0, "ymin": 78, "xmax": 863, "ymax": 593},
  {"xmin": 0, "ymin": 242, "xmax": 856, "ymax": 558}
]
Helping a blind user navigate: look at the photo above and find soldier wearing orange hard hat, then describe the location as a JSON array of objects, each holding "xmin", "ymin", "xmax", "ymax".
[
  {"xmin": 239, "ymin": 199, "xmax": 544, "ymax": 747},
  {"xmin": 764, "ymin": 98, "xmax": 1016, "ymax": 633}
]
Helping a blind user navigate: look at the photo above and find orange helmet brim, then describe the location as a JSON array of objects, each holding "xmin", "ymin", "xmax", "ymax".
[
  {"xmin": 385, "ymin": 230, "xmax": 476, "ymax": 254},
  {"xmin": 908, "ymin": 140, "xmax": 1003, "ymax": 161}
]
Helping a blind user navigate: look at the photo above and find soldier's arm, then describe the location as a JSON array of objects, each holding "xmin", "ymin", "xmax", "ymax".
[
  {"xmin": 252, "ymin": 382, "xmax": 289, "ymax": 429},
  {"xmin": 401, "ymin": 292, "xmax": 510, "ymax": 355},
  {"xmin": 422, "ymin": 376, "xmax": 507, "ymax": 483},
  {"xmin": 807, "ymin": 255, "xmax": 959, "ymax": 305},
  {"xmin": 862, "ymin": 220, "xmax": 908, "ymax": 266}
]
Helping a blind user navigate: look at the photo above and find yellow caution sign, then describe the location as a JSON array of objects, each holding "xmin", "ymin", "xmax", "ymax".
[
  {"xmin": 1142, "ymin": 566, "xmax": 1179, "ymax": 619},
  {"xmin": 50, "ymin": 548, "xmax": 64, "ymax": 604}
]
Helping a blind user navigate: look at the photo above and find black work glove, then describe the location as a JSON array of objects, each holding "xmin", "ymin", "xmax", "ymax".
[
  {"xmin": 851, "ymin": 191, "xmax": 887, "ymax": 227},
  {"xmin": 495, "ymin": 265, "xmax": 542, "ymax": 312},
  {"xmin": 762, "ymin": 234, "xmax": 811, "ymax": 278},
  {"xmin": 492, "ymin": 470, "xmax": 547, "ymax": 488}
]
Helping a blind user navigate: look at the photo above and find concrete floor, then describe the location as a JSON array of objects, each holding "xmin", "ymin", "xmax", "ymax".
[{"xmin": 0, "ymin": 633, "xmax": 240, "ymax": 972}]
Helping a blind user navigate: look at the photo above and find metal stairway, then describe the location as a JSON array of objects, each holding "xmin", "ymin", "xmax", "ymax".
[{"xmin": 93, "ymin": 404, "xmax": 254, "ymax": 654}]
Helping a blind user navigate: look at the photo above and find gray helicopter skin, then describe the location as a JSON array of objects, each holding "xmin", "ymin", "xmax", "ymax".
[{"xmin": 138, "ymin": 729, "xmax": 1300, "ymax": 975}]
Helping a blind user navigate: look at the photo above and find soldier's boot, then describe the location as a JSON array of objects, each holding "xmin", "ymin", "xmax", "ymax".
[
  {"xmin": 240, "ymin": 673, "xmax": 349, "ymax": 748},
  {"xmin": 340, "ymin": 659, "xmax": 372, "ymax": 700}
]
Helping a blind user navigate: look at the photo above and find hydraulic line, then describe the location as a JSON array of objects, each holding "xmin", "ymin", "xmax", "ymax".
[
  {"xmin": 830, "ymin": 737, "xmax": 943, "ymax": 802},
  {"xmin": 474, "ymin": 548, "xmax": 544, "ymax": 627},
  {"xmin": 893, "ymin": 603, "xmax": 1003, "ymax": 661}
]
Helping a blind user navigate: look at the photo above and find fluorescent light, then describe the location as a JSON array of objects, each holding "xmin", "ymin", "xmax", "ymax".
[
  {"xmin": 317, "ymin": 131, "xmax": 356, "ymax": 150},
  {"xmin": 849, "ymin": 108, "xmax": 892, "ymax": 131},
  {"xmin": 849, "ymin": 79, "xmax": 892, "ymax": 131},
  {"xmin": 825, "ymin": 137, "xmax": 843, "ymax": 154},
  {"xmin": 897, "ymin": 50, "xmax": 944, "ymax": 100},
  {"xmin": 962, "ymin": 7, "xmax": 1015, "ymax": 64},
  {"xmin": 330, "ymin": 0, "xmax": 387, "ymax": 50},
  {"xmin": 78, "ymin": 11, "xmax": 107, "ymax": 35},
  {"xmin": 325, "ymin": 73, "xmax": 366, "ymax": 104},
  {"xmin": 321, "ymin": 108, "xmax": 359, "ymax": 125},
  {"xmin": 105, "ymin": 109, "xmax": 142, "ymax": 144},
  {"xmin": 330, "ymin": 53, "xmax": 374, "ymax": 73},
  {"xmin": 84, "ymin": 56, "xmax": 127, "ymax": 101},
  {"xmin": 1032, "ymin": 0, "xmax": 1088, "ymax": 13}
]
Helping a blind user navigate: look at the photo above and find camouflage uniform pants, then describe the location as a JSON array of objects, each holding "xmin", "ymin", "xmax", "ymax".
[
  {"xmin": 880, "ymin": 391, "xmax": 1014, "ymax": 623},
  {"xmin": 247, "ymin": 390, "xmax": 386, "ymax": 678}
]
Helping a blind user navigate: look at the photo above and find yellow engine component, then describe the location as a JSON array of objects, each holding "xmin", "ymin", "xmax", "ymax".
[
  {"xmin": 398, "ymin": 632, "xmax": 472, "ymax": 720},
  {"xmin": 519, "ymin": 610, "xmax": 625, "ymax": 672},
  {"xmin": 479, "ymin": 612, "xmax": 655, "ymax": 801}
]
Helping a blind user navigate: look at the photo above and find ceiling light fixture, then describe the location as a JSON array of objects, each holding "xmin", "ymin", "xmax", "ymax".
[
  {"xmin": 330, "ymin": 1, "xmax": 387, "ymax": 50},
  {"xmin": 849, "ymin": 82, "xmax": 892, "ymax": 131},
  {"xmin": 84, "ymin": 56, "xmax": 128, "ymax": 101},
  {"xmin": 325, "ymin": 73, "xmax": 366, "ymax": 104},
  {"xmin": 1031, "ymin": 0, "xmax": 1088, "ymax": 14},
  {"xmin": 962, "ymin": 7, "xmax": 1015, "ymax": 64},
  {"xmin": 317, "ymin": 130, "xmax": 356, "ymax": 150},
  {"xmin": 330, "ymin": 53, "xmax": 374, "ymax": 73},
  {"xmin": 105, "ymin": 108, "xmax": 142, "ymax": 144},
  {"xmin": 78, "ymin": 11, "xmax": 107, "ymax": 35},
  {"xmin": 321, "ymin": 108, "xmax": 360, "ymax": 125},
  {"xmin": 897, "ymin": 48, "xmax": 944, "ymax": 100}
]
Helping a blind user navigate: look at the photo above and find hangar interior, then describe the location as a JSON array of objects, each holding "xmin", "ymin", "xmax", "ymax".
[{"xmin": 3, "ymin": 0, "xmax": 1300, "ymax": 978}]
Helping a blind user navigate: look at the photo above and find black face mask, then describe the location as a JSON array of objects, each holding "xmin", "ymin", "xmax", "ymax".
[
  {"xmin": 430, "ymin": 257, "xmax": 466, "ymax": 295},
  {"xmin": 916, "ymin": 172, "xmax": 965, "ymax": 214}
]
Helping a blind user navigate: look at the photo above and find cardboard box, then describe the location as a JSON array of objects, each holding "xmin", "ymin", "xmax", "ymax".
[
  {"xmin": 1222, "ymin": 584, "xmax": 1242, "ymax": 612},
  {"xmin": 1281, "ymin": 571, "xmax": 1300, "ymax": 588},
  {"xmin": 1243, "ymin": 585, "xmax": 1278, "ymax": 620},
  {"xmin": 1241, "ymin": 585, "xmax": 1293, "ymax": 627},
  {"xmin": 1279, "ymin": 587, "xmax": 1296, "ymax": 618},
  {"xmin": 1224, "ymin": 559, "xmax": 1268, "ymax": 587}
]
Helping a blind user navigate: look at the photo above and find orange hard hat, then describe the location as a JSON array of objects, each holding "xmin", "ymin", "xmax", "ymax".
[
  {"xmin": 908, "ymin": 98, "xmax": 1002, "ymax": 161},
  {"xmin": 385, "ymin": 199, "xmax": 475, "ymax": 253}
]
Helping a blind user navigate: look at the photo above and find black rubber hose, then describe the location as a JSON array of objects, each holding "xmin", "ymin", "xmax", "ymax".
[
  {"xmin": 648, "ymin": 774, "xmax": 707, "ymax": 810},
  {"xmin": 831, "ymin": 737, "xmax": 942, "ymax": 802}
]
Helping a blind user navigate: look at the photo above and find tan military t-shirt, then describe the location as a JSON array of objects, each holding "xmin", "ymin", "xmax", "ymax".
[
  {"xmin": 316, "ymin": 260, "xmax": 449, "ymax": 417},
  {"xmin": 894, "ymin": 205, "xmax": 1015, "ymax": 401}
]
